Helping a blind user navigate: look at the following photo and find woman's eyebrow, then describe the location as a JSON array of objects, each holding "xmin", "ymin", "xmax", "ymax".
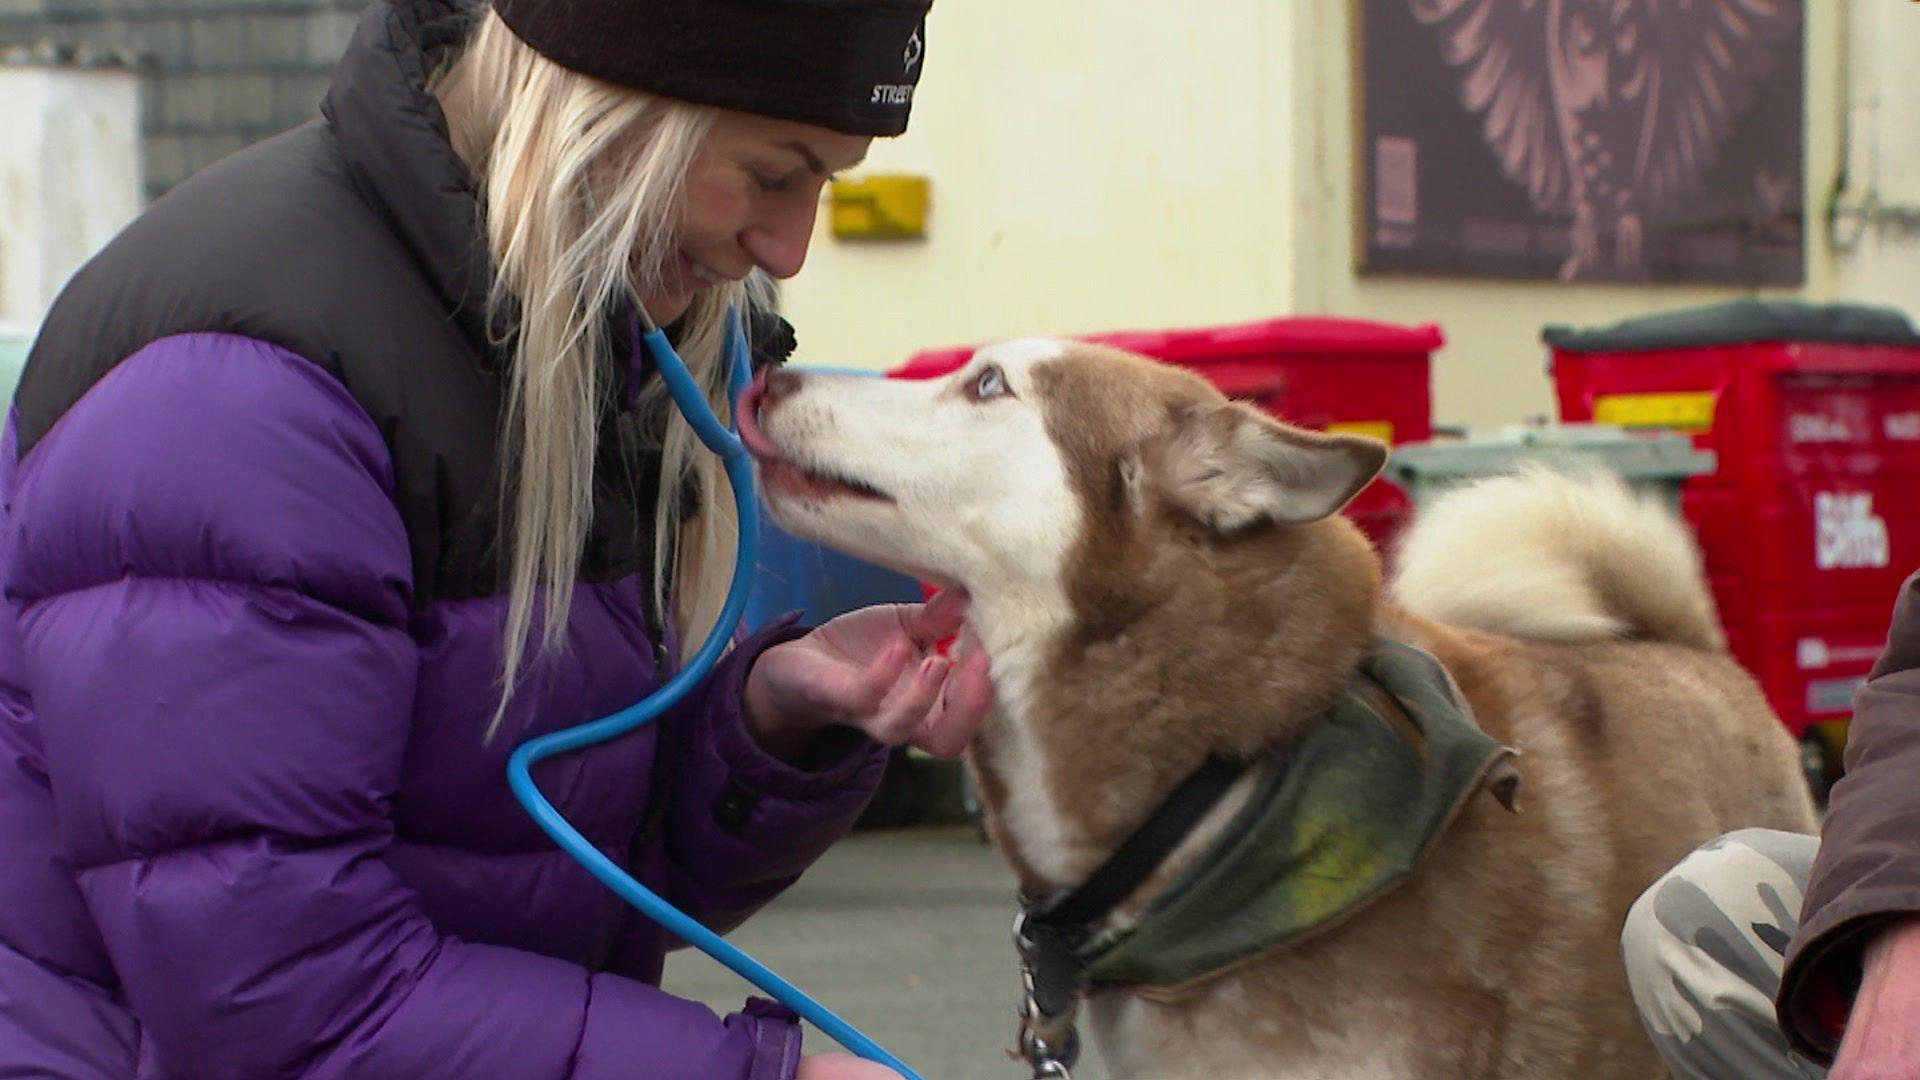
[
  {"xmin": 782, "ymin": 141, "xmax": 828, "ymax": 175},
  {"xmin": 781, "ymin": 140, "xmax": 867, "ymax": 175}
]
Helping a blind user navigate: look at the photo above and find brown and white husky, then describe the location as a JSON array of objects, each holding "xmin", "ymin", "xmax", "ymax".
[{"xmin": 739, "ymin": 339, "xmax": 1816, "ymax": 1079}]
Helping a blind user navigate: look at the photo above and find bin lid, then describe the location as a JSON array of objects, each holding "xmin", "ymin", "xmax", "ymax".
[
  {"xmin": 1544, "ymin": 299, "xmax": 1920, "ymax": 353},
  {"xmin": 1387, "ymin": 425, "xmax": 1717, "ymax": 482},
  {"xmin": 1085, "ymin": 317, "xmax": 1444, "ymax": 361},
  {"xmin": 894, "ymin": 317, "xmax": 1444, "ymax": 379},
  {"xmin": 891, "ymin": 347, "xmax": 974, "ymax": 380}
]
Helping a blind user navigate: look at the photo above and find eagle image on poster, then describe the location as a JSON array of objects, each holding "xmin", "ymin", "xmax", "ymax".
[{"xmin": 1363, "ymin": 0, "xmax": 1803, "ymax": 285}]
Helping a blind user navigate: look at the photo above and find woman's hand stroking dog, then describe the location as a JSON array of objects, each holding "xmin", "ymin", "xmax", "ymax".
[
  {"xmin": 744, "ymin": 588, "xmax": 993, "ymax": 761},
  {"xmin": 748, "ymin": 590, "xmax": 991, "ymax": 1080}
]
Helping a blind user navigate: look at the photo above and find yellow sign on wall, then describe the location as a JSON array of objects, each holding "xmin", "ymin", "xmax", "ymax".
[{"xmin": 830, "ymin": 175, "xmax": 931, "ymax": 240}]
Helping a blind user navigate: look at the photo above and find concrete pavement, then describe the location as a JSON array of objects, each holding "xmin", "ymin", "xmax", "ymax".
[{"xmin": 664, "ymin": 825, "xmax": 1112, "ymax": 1079}]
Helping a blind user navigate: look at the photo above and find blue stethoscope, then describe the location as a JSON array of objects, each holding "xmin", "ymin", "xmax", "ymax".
[{"xmin": 506, "ymin": 308, "xmax": 922, "ymax": 1079}]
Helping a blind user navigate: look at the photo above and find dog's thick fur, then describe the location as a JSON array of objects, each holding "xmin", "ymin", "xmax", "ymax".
[{"xmin": 743, "ymin": 340, "xmax": 1817, "ymax": 1079}]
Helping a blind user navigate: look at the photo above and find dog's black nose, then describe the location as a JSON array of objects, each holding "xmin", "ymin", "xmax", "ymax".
[{"xmin": 762, "ymin": 369, "xmax": 803, "ymax": 405}]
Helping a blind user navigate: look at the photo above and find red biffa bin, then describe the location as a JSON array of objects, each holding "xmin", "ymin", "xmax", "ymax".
[
  {"xmin": 1548, "ymin": 300, "xmax": 1920, "ymax": 777},
  {"xmin": 892, "ymin": 316, "xmax": 1443, "ymax": 557}
]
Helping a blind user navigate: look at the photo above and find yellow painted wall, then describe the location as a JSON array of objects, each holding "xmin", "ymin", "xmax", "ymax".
[
  {"xmin": 778, "ymin": 0, "xmax": 1300, "ymax": 368},
  {"xmin": 1830, "ymin": 2, "xmax": 1920, "ymax": 314},
  {"xmin": 781, "ymin": 1, "xmax": 1845, "ymax": 429}
]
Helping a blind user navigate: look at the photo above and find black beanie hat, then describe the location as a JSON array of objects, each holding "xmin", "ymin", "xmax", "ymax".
[{"xmin": 491, "ymin": 0, "xmax": 931, "ymax": 137}]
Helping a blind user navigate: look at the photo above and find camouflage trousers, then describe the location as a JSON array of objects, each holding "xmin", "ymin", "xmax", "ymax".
[{"xmin": 1621, "ymin": 828, "xmax": 1828, "ymax": 1080}]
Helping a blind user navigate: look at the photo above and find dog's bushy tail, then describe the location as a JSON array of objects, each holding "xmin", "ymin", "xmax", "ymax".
[{"xmin": 1389, "ymin": 466, "xmax": 1725, "ymax": 651}]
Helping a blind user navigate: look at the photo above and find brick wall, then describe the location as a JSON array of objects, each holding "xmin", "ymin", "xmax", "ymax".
[{"xmin": 0, "ymin": 0, "xmax": 363, "ymax": 200}]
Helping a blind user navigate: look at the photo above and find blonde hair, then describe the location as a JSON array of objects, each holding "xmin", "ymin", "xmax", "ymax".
[{"xmin": 433, "ymin": 10, "xmax": 764, "ymax": 737}]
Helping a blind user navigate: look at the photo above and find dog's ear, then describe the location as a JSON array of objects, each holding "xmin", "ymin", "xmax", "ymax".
[{"xmin": 1155, "ymin": 401, "xmax": 1388, "ymax": 533}]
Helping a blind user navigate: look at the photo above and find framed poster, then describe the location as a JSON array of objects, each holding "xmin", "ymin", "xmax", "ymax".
[{"xmin": 1358, "ymin": 0, "xmax": 1804, "ymax": 285}]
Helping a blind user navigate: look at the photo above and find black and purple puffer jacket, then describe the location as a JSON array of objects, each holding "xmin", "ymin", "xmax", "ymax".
[{"xmin": 0, "ymin": 1, "xmax": 886, "ymax": 1075}]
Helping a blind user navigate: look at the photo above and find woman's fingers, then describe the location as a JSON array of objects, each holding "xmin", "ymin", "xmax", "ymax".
[
  {"xmin": 912, "ymin": 645, "xmax": 993, "ymax": 757},
  {"xmin": 899, "ymin": 588, "xmax": 970, "ymax": 651},
  {"xmin": 863, "ymin": 653, "xmax": 950, "ymax": 745}
]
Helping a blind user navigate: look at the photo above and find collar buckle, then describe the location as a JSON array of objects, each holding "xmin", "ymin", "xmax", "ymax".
[
  {"xmin": 1013, "ymin": 910, "xmax": 1081, "ymax": 1080},
  {"xmin": 1004, "ymin": 757, "xmax": 1246, "ymax": 1080}
]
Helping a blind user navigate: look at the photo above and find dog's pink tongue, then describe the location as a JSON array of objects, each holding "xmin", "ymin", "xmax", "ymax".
[{"xmin": 735, "ymin": 375, "xmax": 783, "ymax": 464}]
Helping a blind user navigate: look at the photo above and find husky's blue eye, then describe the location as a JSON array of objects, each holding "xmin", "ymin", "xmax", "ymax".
[{"xmin": 975, "ymin": 365, "xmax": 1007, "ymax": 400}]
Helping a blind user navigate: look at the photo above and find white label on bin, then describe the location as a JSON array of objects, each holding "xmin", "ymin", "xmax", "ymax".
[
  {"xmin": 1808, "ymin": 676, "xmax": 1867, "ymax": 715},
  {"xmin": 1796, "ymin": 636, "xmax": 1887, "ymax": 670},
  {"xmin": 1790, "ymin": 414, "xmax": 1858, "ymax": 443},
  {"xmin": 1796, "ymin": 637, "xmax": 1830, "ymax": 670},
  {"xmin": 1816, "ymin": 492, "xmax": 1890, "ymax": 570}
]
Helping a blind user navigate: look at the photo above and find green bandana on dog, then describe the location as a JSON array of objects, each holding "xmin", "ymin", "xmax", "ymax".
[{"xmin": 1076, "ymin": 638, "xmax": 1520, "ymax": 994}]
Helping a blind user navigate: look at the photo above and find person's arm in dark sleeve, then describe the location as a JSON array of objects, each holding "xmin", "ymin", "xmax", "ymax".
[{"xmin": 1779, "ymin": 569, "xmax": 1920, "ymax": 1064}]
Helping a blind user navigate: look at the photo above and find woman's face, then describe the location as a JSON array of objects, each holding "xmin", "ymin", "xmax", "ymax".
[{"xmin": 643, "ymin": 111, "xmax": 872, "ymax": 326}]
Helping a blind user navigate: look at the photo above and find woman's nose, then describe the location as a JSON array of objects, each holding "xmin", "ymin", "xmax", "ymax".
[{"xmin": 741, "ymin": 198, "xmax": 819, "ymax": 280}]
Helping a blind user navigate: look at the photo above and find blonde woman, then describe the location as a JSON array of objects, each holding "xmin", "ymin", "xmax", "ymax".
[{"xmin": 0, "ymin": 0, "xmax": 986, "ymax": 1077}]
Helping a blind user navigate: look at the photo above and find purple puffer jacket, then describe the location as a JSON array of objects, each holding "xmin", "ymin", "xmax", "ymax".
[
  {"xmin": 0, "ymin": 334, "xmax": 887, "ymax": 1078},
  {"xmin": 0, "ymin": 331, "xmax": 889, "ymax": 1078},
  {"xmin": 0, "ymin": 1, "xmax": 891, "ymax": 1069}
]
